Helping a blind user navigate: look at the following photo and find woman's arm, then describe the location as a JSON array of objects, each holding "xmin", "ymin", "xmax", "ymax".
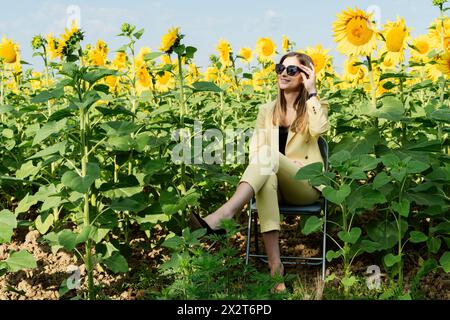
[{"xmin": 299, "ymin": 62, "xmax": 330, "ymax": 138}]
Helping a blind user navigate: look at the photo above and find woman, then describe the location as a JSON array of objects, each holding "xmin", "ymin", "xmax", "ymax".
[{"xmin": 190, "ymin": 52, "xmax": 330, "ymax": 292}]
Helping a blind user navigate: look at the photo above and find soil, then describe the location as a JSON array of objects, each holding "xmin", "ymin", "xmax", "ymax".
[{"xmin": 1, "ymin": 213, "xmax": 449, "ymax": 300}]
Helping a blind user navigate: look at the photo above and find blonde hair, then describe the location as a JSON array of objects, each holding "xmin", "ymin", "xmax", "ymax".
[{"xmin": 272, "ymin": 52, "xmax": 314, "ymax": 141}]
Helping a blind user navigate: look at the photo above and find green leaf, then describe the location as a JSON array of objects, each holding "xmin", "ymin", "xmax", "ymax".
[
  {"xmin": 391, "ymin": 199, "xmax": 410, "ymax": 217},
  {"xmin": 4, "ymin": 250, "xmax": 37, "ymax": 272},
  {"xmin": 341, "ymin": 276, "xmax": 357, "ymax": 288},
  {"xmin": 58, "ymin": 230, "xmax": 78, "ymax": 251},
  {"xmin": 191, "ymin": 81, "xmax": 223, "ymax": 93},
  {"xmin": 103, "ymin": 252, "xmax": 128, "ymax": 273},
  {"xmin": 133, "ymin": 28, "xmax": 144, "ymax": 40},
  {"xmin": 32, "ymin": 118, "xmax": 67, "ymax": 146},
  {"xmin": 107, "ymin": 135, "xmax": 135, "ymax": 151},
  {"xmin": 347, "ymin": 166, "xmax": 366, "ymax": 179},
  {"xmin": 159, "ymin": 189, "xmax": 200, "ymax": 215},
  {"xmin": 16, "ymin": 161, "xmax": 40, "ymax": 180},
  {"xmin": 61, "ymin": 163, "xmax": 100, "ymax": 193},
  {"xmin": 144, "ymin": 52, "xmax": 164, "ymax": 61},
  {"xmin": 429, "ymin": 108, "xmax": 450, "ymax": 122},
  {"xmin": 35, "ymin": 212, "xmax": 54, "ymax": 235},
  {"xmin": 409, "ymin": 231, "xmax": 428, "ymax": 243},
  {"xmin": 406, "ymin": 160, "xmax": 430, "ymax": 174},
  {"xmin": 32, "ymin": 88, "xmax": 64, "ymax": 103},
  {"xmin": 439, "ymin": 252, "xmax": 450, "ymax": 273},
  {"xmin": 391, "ymin": 167, "xmax": 407, "ymax": 182},
  {"xmin": 373, "ymin": 172, "xmax": 391, "ymax": 189},
  {"xmin": 372, "ymin": 96, "xmax": 404, "ymax": 121},
  {"xmin": 360, "ymin": 240, "xmax": 383, "ymax": 253},
  {"xmin": 301, "ymin": 216, "xmax": 323, "ymax": 235},
  {"xmin": 328, "ymin": 150, "xmax": 351, "ymax": 166},
  {"xmin": 27, "ymin": 142, "xmax": 66, "ymax": 160},
  {"xmin": 82, "ymin": 68, "xmax": 117, "ymax": 84},
  {"xmin": 427, "ymin": 237, "xmax": 441, "ymax": 254},
  {"xmin": 380, "ymin": 153, "xmax": 401, "ymax": 167},
  {"xmin": 338, "ymin": 227, "xmax": 361, "ymax": 244},
  {"xmin": 0, "ymin": 210, "xmax": 17, "ymax": 244},
  {"xmin": 384, "ymin": 253, "xmax": 401, "ymax": 267},
  {"xmin": 295, "ymin": 162, "xmax": 323, "ymax": 180},
  {"xmin": 326, "ymin": 249, "xmax": 342, "ymax": 262},
  {"xmin": 110, "ymin": 194, "xmax": 148, "ymax": 213},
  {"xmin": 100, "ymin": 121, "xmax": 139, "ymax": 136},
  {"xmin": 322, "ymin": 185, "xmax": 351, "ymax": 204},
  {"xmin": 15, "ymin": 194, "xmax": 38, "ymax": 215}
]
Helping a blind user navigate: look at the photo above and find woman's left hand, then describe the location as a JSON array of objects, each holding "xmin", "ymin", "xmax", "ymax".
[{"xmin": 299, "ymin": 62, "xmax": 317, "ymax": 94}]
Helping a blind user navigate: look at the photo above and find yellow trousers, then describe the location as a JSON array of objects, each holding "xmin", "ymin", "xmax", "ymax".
[{"xmin": 239, "ymin": 152, "xmax": 321, "ymax": 233}]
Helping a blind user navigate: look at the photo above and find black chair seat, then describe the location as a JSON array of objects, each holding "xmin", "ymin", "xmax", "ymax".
[{"xmin": 250, "ymin": 198, "xmax": 324, "ymax": 215}]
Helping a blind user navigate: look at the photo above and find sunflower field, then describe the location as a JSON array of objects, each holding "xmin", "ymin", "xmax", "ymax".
[{"xmin": 0, "ymin": 2, "xmax": 449, "ymax": 301}]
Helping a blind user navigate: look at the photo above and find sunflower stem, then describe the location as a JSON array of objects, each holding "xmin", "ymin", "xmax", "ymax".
[
  {"xmin": 1, "ymin": 62, "xmax": 5, "ymax": 123},
  {"xmin": 177, "ymin": 52, "xmax": 187, "ymax": 198},
  {"xmin": 366, "ymin": 55, "xmax": 378, "ymax": 128}
]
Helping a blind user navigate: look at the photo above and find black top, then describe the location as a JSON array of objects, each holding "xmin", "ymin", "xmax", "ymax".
[{"xmin": 279, "ymin": 126, "xmax": 289, "ymax": 155}]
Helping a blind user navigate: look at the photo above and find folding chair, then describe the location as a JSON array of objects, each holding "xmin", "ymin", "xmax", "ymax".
[{"xmin": 245, "ymin": 136, "xmax": 329, "ymax": 280}]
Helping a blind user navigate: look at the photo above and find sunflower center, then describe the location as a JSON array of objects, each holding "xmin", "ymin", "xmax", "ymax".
[
  {"xmin": 346, "ymin": 17, "xmax": 374, "ymax": 46},
  {"xmin": 386, "ymin": 26, "xmax": 406, "ymax": 52}
]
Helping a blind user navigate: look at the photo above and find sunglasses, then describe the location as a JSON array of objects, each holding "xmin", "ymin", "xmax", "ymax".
[{"xmin": 275, "ymin": 63, "xmax": 307, "ymax": 76}]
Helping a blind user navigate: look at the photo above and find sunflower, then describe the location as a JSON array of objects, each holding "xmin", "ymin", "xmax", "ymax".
[
  {"xmin": 238, "ymin": 47, "xmax": 253, "ymax": 63},
  {"xmin": 424, "ymin": 60, "xmax": 445, "ymax": 81},
  {"xmin": 436, "ymin": 51, "xmax": 450, "ymax": 78},
  {"xmin": 56, "ymin": 20, "xmax": 84, "ymax": 59},
  {"xmin": 112, "ymin": 52, "xmax": 128, "ymax": 70},
  {"xmin": 428, "ymin": 16, "xmax": 450, "ymax": 52},
  {"xmin": 30, "ymin": 72, "xmax": 43, "ymax": 91},
  {"xmin": 333, "ymin": 7, "xmax": 378, "ymax": 57},
  {"xmin": 0, "ymin": 37, "xmax": 18, "ymax": 64},
  {"xmin": 186, "ymin": 63, "xmax": 200, "ymax": 85},
  {"xmin": 343, "ymin": 55, "xmax": 365, "ymax": 82},
  {"xmin": 105, "ymin": 75, "xmax": 119, "ymax": 93},
  {"xmin": 379, "ymin": 17, "xmax": 411, "ymax": 65},
  {"xmin": 155, "ymin": 71, "xmax": 175, "ymax": 92},
  {"xmin": 410, "ymin": 35, "xmax": 433, "ymax": 62},
  {"xmin": 204, "ymin": 66, "xmax": 219, "ymax": 82},
  {"xmin": 135, "ymin": 47, "xmax": 151, "ymax": 69},
  {"xmin": 136, "ymin": 64, "xmax": 153, "ymax": 94},
  {"xmin": 45, "ymin": 33, "xmax": 60, "ymax": 60},
  {"xmin": 300, "ymin": 44, "xmax": 332, "ymax": 80},
  {"xmin": 159, "ymin": 27, "xmax": 180, "ymax": 53},
  {"xmin": 256, "ymin": 37, "xmax": 276, "ymax": 62},
  {"xmin": 252, "ymin": 66, "xmax": 273, "ymax": 91},
  {"xmin": 88, "ymin": 40, "xmax": 108, "ymax": 66},
  {"xmin": 282, "ymin": 35, "xmax": 290, "ymax": 53},
  {"xmin": 215, "ymin": 39, "xmax": 232, "ymax": 69}
]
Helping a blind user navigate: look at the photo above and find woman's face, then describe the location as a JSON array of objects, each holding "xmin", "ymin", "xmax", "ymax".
[{"xmin": 277, "ymin": 56, "xmax": 305, "ymax": 92}]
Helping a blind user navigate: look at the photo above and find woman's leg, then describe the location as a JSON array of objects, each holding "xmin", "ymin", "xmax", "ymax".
[
  {"xmin": 203, "ymin": 181, "xmax": 254, "ymax": 230},
  {"xmin": 262, "ymin": 230, "xmax": 286, "ymax": 292}
]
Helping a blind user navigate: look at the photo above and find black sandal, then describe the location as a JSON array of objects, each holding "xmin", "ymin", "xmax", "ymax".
[{"xmin": 189, "ymin": 212, "xmax": 226, "ymax": 236}]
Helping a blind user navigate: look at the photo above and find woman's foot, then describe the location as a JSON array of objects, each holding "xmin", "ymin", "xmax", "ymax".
[
  {"xmin": 202, "ymin": 206, "xmax": 234, "ymax": 230},
  {"xmin": 189, "ymin": 212, "xmax": 226, "ymax": 235},
  {"xmin": 270, "ymin": 262, "xmax": 286, "ymax": 293}
]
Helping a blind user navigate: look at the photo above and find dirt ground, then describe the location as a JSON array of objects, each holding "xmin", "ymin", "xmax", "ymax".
[{"xmin": 1, "ymin": 214, "xmax": 449, "ymax": 300}]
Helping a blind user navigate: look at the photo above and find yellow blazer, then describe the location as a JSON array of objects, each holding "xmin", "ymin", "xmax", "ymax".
[{"xmin": 248, "ymin": 95, "xmax": 330, "ymax": 192}]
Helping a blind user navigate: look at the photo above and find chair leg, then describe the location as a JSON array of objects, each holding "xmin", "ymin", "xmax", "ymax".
[
  {"xmin": 321, "ymin": 200, "xmax": 328, "ymax": 281},
  {"xmin": 254, "ymin": 211, "xmax": 259, "ymax": 255}
]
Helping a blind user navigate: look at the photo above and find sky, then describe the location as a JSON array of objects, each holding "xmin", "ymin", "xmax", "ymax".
[{"xmin": 0, "ymin": 0, "xmax": 443, "ymax": 74}]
